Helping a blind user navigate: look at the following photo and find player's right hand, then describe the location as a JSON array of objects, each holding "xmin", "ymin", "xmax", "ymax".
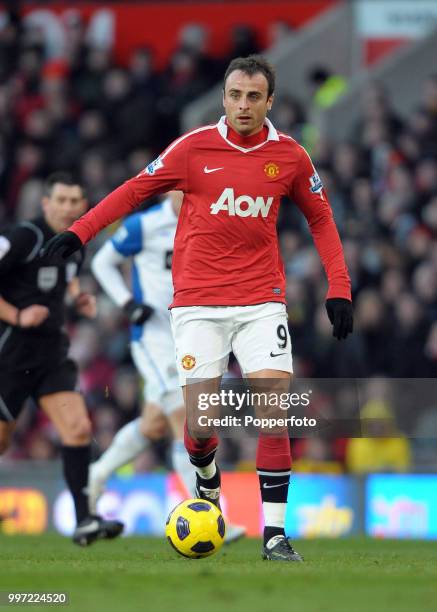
[
  {"xmin": 40, "ymin": 231, "xmax": 82, "ymax": 260},
  {"xmin": 18, "ymin": 305, "xmax": 50, "ymax": 328},
  {"xmin": 123, "ymin": 299, "xmax": 154, "ymax": 325}
]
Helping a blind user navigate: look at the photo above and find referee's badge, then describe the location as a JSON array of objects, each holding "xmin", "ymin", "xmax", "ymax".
[
  {"xmin": 38, "ymin": 266, "xmax": 58, "ymax": 291},
  {"xmin": 181, "ymin": 355, "xmax": 196, "ymax": 370},
  {"xmin": 66, "ymin": 262, "xmax": 78, "ymax": 282}
]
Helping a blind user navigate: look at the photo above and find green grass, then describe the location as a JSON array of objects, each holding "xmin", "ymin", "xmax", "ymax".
[{"xmin": 0, "ymin": 535, "xmax": 436, "ymax": 612}]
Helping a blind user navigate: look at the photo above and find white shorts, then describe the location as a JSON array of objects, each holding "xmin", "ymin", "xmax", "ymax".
[
  {"xmin": 130, "ymin": 320, "xmax": 183, "ymax": 414},
  {"xmin": 170, "ymin": 302, "xmax": 293, "ymax": 385}
]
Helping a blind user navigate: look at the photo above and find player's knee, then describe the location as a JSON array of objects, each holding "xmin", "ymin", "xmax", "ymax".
[
  {"xmin": 0, "ymin": 434, "xmax": 11, "ymax": 455},
  {"xmin": 140, "ymin": 416, "xmax": 167, "ymax": 441},
  {"xmin": 66, "ymin": 416, "xmax": 92, "ymax": 444},
  {"xmin": 168, "ymin": 406, "xmax": 185, "ymax": 439}
]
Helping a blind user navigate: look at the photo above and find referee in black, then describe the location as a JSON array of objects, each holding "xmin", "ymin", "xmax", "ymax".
[{"xmin": 0, "ymin": 172, "xmax": 123, "ymax": 546}]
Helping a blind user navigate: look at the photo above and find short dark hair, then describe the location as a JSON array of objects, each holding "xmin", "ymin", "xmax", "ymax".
[
  {"xmin": 44, "ymin": 171, "xmax": 84, "ymax": 197},
  {"xmin": 224, "ymin": 55, "xmax": 275, "ymax": 98}
]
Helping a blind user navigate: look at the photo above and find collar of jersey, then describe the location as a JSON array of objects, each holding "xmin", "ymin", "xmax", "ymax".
[{"xmin": 216, "ymin": 116, "xmax": 279, "ymax": 153}]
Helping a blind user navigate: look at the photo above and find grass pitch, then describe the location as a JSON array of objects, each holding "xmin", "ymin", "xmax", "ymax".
[{"xmin": 0, "ymin": 535, "xmax": 436, "ymax": 612}]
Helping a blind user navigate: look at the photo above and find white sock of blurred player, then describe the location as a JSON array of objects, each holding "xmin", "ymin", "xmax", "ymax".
[
  {"xmin": 88, "ymin": 421, "xmax": 200, "ymax": 513},
  {"xmin": 88, "ymin": 417, "xmax": 147, "ymax": 513},
  {"xmin": 171, "ymin": 439, "xmax": 197, "ymax": 496}
]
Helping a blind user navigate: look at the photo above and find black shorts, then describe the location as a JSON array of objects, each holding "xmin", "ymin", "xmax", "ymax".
[{"xmin": 0, "ymin": 329, "xmax": 78, "ymax": 421}]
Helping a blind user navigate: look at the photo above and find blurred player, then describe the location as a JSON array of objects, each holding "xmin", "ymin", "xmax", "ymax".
[
  {"xmin": 43, "ymin": 56, "xmax": 353, "ymax": 561},
  {"xmin": 0, "ymin": 172, "xmax": 123, "ymax": 546},
  {"xmin": 88, "ymin": 191, "xmax": 246, "ymax": 543}
]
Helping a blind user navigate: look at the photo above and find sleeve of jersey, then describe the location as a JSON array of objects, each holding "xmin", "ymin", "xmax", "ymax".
[
  {"xmin": 290, "ymin": 148, "xmax": 351, "ymax": 301},
  {"xmin": 0, "ymin": 226, "xmax": 38, "ymax": 277},
  {"xmin": 91, "ymin": 241, "xmax": 132, "ymax": 308},
  {"xmin": 69, "ymin": 138, "xmax": 188, "ymax": 244}
]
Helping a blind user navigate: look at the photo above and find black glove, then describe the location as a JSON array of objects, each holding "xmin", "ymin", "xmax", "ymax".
[
  {"xmin": 40, "ymin": 231, "xmax": 82, "ymax": 261},
  {"xmin": 123, "ymin": 299, "xmax": 154, "ymax": 325},
  {"xmin": 325, "ymin": 298, "xmax": 353, "ymax": 340}
]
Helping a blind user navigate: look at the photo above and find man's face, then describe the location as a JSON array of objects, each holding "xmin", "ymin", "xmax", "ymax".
[
  {"xmin": 42, "ymin": 183, "xmax": 87, "ymax": 233},
  {"xmin": 223, "ymin": 70, "xmax": 273, "ymax": 137}
]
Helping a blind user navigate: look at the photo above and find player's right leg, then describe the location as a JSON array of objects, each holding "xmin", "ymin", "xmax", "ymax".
[
  {"xmin": 87, "ymin": 406, "xmax": 167, "ymax": 514},
  {"xmin": 0, "ymin": 421, "xmax": 15, "ymax": 455},
  {"xmin": 38, "ymin": 389, "xmax": 123, "ymax": 546},
  {"xmin": 0, "ymin": 369, "xmax": 31, "ymax": 453},
  {"xmin": 165, "ymin": 401, "xmax": 196, "ymax": 498},
  {"xmin": 171, "ymin": 306, "xmax": 233, "ymax": 510},
  {"xmin": 88, "ymin": 327, "xmax": 174, "ymax": 513},
  {"xmin": 132, "ymin": 319, "xmax": 224, "ymax": 507},
  {"xmin": 182, "ymin": 379, "xmax": 222, "ymax": 507},
  {"xmin": 166, "ymin": 400, "xmax": 246, "ymax": 543},
  {"xmin": 0, "ymin": 420, "xmax": 16, "ymax": 526}
]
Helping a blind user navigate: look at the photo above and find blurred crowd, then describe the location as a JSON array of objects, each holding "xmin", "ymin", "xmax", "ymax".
[{"xmin": 1, "ymin": 9, "xmax": 436, "ymax": 472}]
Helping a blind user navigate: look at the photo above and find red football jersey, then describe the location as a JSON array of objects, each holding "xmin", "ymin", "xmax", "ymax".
[{"xmin": 70, "ymin": 117, "xmax": 351, "ymax": 307}]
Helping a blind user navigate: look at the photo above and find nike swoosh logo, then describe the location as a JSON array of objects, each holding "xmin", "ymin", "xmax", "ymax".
[
  {"xmin": 204, "ymin": 166, "xmax": 224, "ymax": 174},
  {"xmin": 270, "ymin": 351, "xmax": 287, "ymax": 357},
  {"xmin": 76, "ymin": 520, "xmax": 100, "ymax": 534},
  {"xmin": 263, "ymin": 482, "xmax": 289, "ymax": 489},
  {"xmin": 198, "ymin": 486, "xmax": 220, "ymax": 499}
]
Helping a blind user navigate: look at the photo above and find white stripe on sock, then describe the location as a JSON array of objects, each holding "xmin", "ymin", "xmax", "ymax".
[
  {"xmin": 263, "ymin": 502, "xmax": 286, "ymax": 528},
  {"xmin": 195, "ymin": 459, "xmax": 216, "ymax": 480}
]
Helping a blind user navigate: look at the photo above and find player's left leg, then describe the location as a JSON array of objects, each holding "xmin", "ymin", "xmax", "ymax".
[
  {"xmin": 36, "ymin": 359, "xmax": 123, "ymax": 546},
  {"xmin": 233, "ymin": 303, "xmax": 303, "ymax": 562},
  {"xmin": 246, "ymin": 369, "xmax": 302, "ymax": 561},
  {"xmin": 38, "ymin": 389, "xmax": 92, "ymax": 519},
  {"xmin": 39, "ymin": 390, "xmax": 123, "ymax": 546}
]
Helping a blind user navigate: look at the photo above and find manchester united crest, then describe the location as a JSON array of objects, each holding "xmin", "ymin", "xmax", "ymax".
[
  {"xmin": 264, "ymin": 162, "xmax": 280, "ymax": 178},
  {"xmin": 182, "ymin": 355, "xmax": 196, "ymax": 370}
]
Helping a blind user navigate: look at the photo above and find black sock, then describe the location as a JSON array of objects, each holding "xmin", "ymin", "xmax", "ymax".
[
  {"xmin": 61, "ymin": 444, "xmax": 91, "ymax": 524},
  {"xmin": 189, "ymin": 450, "xmax": 220, "ymax": 488},
  {"xmin": 188, "ymin": 448, "xmax": 217, "ymax": 468},
  {"xmin": 257, "ymin": 469, "xmax": 290, "ymax": 545},
  {"xmin": 263, "ymin": 526, "xmax": 285, "ymax": 544},
  {"xmin": 196, "ymin": 466, "xmax": 221, "ymax": 489}
]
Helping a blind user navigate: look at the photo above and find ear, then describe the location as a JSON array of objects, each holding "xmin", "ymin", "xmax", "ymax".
[
  {"xmin": 267, "ymin": 93, "xmax": 274, "ymax": 111},
  {"xmin": 222, "ymin": 89, "xmax": 225, "ymax": 108}
]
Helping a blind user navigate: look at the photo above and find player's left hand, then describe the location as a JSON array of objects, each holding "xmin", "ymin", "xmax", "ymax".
[
  {"xmin": 74, "ymin": 292, "xmax": 97, "ymax": 319},
  {"xmin": 123, "ymin": 299, "xmax": 154, "ymax": 325},
  {"xmin": 325, "ymin": 298, "xmax": 353, "ymax": 340},
  {"xmin": 41, "ymin": 231, "xmax": 82, "ymax": 260}
]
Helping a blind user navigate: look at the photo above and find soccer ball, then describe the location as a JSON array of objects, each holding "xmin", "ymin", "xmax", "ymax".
[{"xmin": 165, "ymin": 498, "xmax": 226, "ymax": 558}]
